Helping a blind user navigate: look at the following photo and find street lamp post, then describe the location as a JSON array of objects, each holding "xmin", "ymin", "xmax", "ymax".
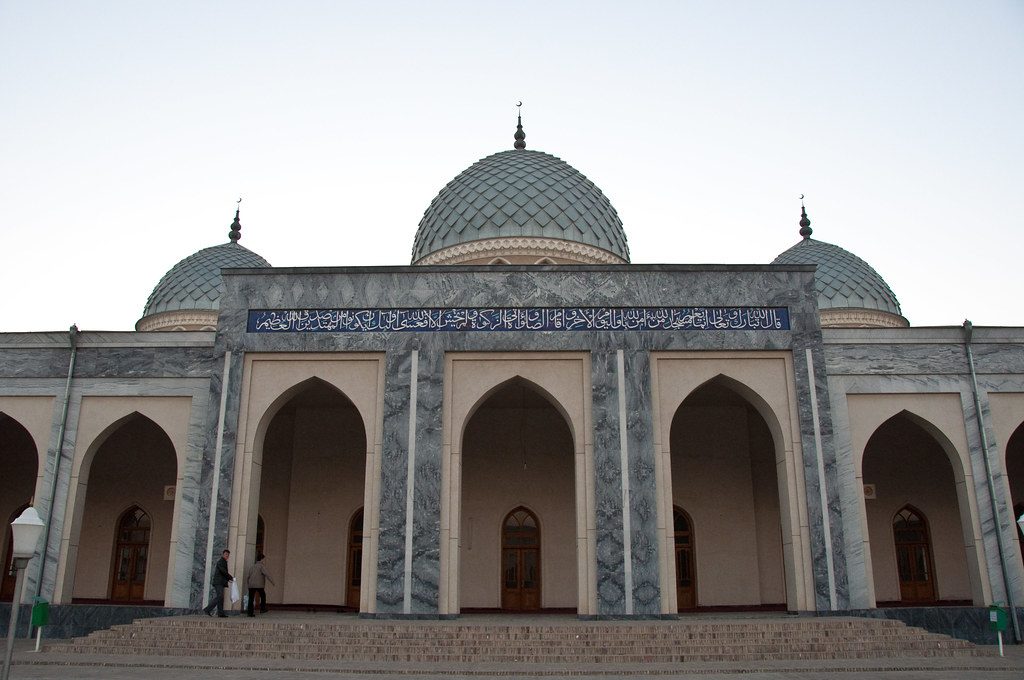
[{"xmin": 2, "ymin": 507, "xmax": 45, "ymax": 680}]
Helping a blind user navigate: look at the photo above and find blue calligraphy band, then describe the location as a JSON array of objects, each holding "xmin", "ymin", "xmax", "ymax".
[{"xmin": 247, "ymin": 307, "xmax": 790, "ymax": 333}]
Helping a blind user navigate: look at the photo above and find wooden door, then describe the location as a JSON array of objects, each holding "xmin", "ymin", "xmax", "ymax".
[
  {"xmin": 110, "ymin": 506, "xmax": 150, "ymax": 602},
  {"xmin": 346, "ymin": 509, "xmax": 363, "ymax": 609},
  {"xmin": 893, "ymin": 506, "xmax": 936, "ymax": 602},
  {"xmin": 674, "ymin": 506, "xmax": 696, "ymax": 610},
  {"xmin": 501, "ymin": 507, "xmax": 540, "ymax": 611}
]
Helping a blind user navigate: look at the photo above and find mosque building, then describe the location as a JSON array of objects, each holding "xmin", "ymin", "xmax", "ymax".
[{"xmin": 1, "ymin": 116, "xmax": 1023, "ymax": 643}]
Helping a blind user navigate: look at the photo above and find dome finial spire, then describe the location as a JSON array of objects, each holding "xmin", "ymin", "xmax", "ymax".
[
  {"xmin": 228, "ymin": 197, "xmax": 242, "ymax": 243},
  {"xmin": 798, "ymin": 194, "xmax": 812, "ymax": 239},
  {"xmin": 514, "ymin": 101, "xmax": 526, "ymax": 150}
]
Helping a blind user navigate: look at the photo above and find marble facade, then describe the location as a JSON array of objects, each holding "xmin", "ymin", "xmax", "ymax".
[{"xmin": 1, "ymin": 265, "xmax": 1023, "ymax": 644}]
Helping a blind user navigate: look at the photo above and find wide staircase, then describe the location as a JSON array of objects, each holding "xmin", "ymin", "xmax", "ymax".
[{"xmin": 46, "ymin": 614, "xmax": 990, "ymax": 665}]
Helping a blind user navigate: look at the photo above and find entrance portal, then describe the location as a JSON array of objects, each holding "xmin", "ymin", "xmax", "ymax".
[{"xmin": 501, "ymin": 507, "xmax": 540, "ymax": 611}]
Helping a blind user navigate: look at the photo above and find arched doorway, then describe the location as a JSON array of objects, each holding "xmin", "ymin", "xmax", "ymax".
[
  {"xmin": 256, "ymin": 378, "xmax": 367, "ymax": 608},
  {"xmin": 346, "ymin": 509, "xmax": 363, "ymax": 609},
  {"xmin": 72, "ymin": 413, "xmax": 176, "ymax": 604},
  {"xmin": 501, "ymin": 507, "xmax": 541, "ymax": 611},
  {"xmin": 862, "ymin": 413, "xmax": 972, "ymax": 605},
  {"xmin": 110, "ymin": 506, "xmax": 151, "ymax": 602},
  {"xmin": 669, "ymin": 378, "xmax": 785, "ymax": 611},
  {"xmin": 0, "ymin": 413, "xmax": 38, "ymax": 602},
  {"xmin": 674, "ymin": 506, "xmax": 696, "ymax": 610},
  {"xmin": 460, "ymin": 378, "xmax": 576, "ymax": 612},
  {"xmin": 892, "ymin": 505, "xmax": 935, "ymax": 602}
]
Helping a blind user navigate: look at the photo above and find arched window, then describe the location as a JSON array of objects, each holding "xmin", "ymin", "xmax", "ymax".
[
  {"xmin": 110, "ymin": 506, "xmax": 151, "ymax": 602},
  {"xmin": 674, "ymin": 506, "xmax": 697, "ymax": 610},
  {"xmin": 893, "ymin": 506, "xmax": 936, "ymax": 602},
  {"xmin": 347, "ymin": 509, "xmax": 363, "ymax": 609},
  {"xmin": 501, "ymin": 507, "xmax": 540, "ymax": 610}
]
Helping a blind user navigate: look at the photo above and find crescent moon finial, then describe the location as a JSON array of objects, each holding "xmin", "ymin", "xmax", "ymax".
[
  {"xmin": 517, "ymin": 101, "xmax": 522, "ymax": 108},
  {"xmin": 799, "ymin": 194, "xmax": 804, "ymax": 201}
]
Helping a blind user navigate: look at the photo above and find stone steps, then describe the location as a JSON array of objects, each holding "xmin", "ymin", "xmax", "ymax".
[{"xmin": 47, "ymin": 615, "xmax": 988, "ymax": 663}]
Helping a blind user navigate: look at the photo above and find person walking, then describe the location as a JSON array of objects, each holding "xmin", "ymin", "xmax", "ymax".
[
  {"xmin": 203, "ymin": 549, "xmax": 233, "ymax": 617},
  {"xmin": 246, "ymin": 553, "xmax": 275, "ymax": 616}
]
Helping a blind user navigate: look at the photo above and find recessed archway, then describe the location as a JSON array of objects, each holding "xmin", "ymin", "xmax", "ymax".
[
  {"xmin": 460, "ymin": 378, "xmax": 576, "ymax": 612},
  {"xmin": 668, "ymin": 377, "xmax": 786, "ymax": 611},
  {"xmin": 862, "ymin": 412, "xmax": 973, "ymax": 605},
  {"xmin": 71, "ymin": 413, "xmax": 176, "ymax": 605},
  {"xmin": 0, "ymin": 413, "xmax": 38, "ymax": 602},
  {"xmin": 254, "ymin": 378, "xmax": 367, "ymax": 609}
]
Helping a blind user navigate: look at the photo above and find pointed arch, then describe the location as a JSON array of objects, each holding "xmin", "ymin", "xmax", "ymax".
[
  {"xmin": 252, "ymin": 377, "xmax": 365, "ymax": 462},
  {"xmin": 856, "ymin": 409, "xmax": 970, "ymax": 485},
  {"xmin": 488, "ymin": 257, "xmax": 511, "ymax": 265},
  {"xmin": 861, "ymin": 411, "xmax": 979, "ymax": 605},
  {"xmin": 245, "ymin": 376, "xmax": 368, "ymax": 608},
  {"xmin": 441, "ymin": 354, "xmax": 590, "ymax": 616},
  {"xmin": 63, "ymin": 413, "xmax": 177, "ymax": 605},
  {"xmin": 459, "ymin": 375, "xmax": 577, "ymax": 453},
  {"xmin": 667, "ymin": 374, "xmax": 788, "ymax": 611},
  {"xmin": 672, "ymin": 374, "xmax": 788, "ymax": 455},
  {"xmin": 534, "ymin": 257, "xmax": 556, "ymax": 265}
]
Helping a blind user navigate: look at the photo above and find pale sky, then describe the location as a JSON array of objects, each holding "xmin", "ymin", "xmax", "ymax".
[{"xmin": 1, "ymin": 1, "xmax": 1021, "ymax": 332}]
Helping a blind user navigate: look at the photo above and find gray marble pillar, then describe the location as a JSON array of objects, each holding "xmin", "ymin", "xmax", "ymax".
[
  {"xmin": 623, "ymin": 349, "xmax": 661, "ymax": 615},
  {"xmin": 590, "ymin": 349, "xmax": 626, "ymax": 615},
  {"xmin": 792, "ymin": 331, "xmax": 849, "ymax": 611}
]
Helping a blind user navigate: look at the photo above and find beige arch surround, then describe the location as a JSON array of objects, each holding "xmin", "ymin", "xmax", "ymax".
[
  {"xmin": 228, "ymin": 353, "xmax": 385, "ymax": 613},
  {"xmin": 847, "ymin": 393, "xmax": 990, "ymax": 606},
  {"xmin": 439, "ymin": 352, "xmax": 594, "ymax": 616},
  {"xmin": 0, "ymin": 396, "xmax": 56, "ymax": 500},
  {"xmin": 651, "ymin": 352, "xmax": 814, "ymax": 613},
  {"xmin": 53, "ymin": 396, "xmax": 191, "ymax": 605}
]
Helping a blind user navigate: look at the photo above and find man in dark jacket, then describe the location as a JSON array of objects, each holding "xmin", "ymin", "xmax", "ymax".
[{"xmin": 202, "ymin": 549, "xmax": 233, "ymax": 617}]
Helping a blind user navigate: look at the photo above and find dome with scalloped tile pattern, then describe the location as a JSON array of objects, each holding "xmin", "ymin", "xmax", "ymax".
[
  {"xmin": 412, "ymin": 149, "xmax": 629, "ymax": 265},
  {"xmin": 773, "ymin": 235, "xmax": 908, "ymax": 328},
  {"xmin": 137, "ymin": 241, "xmax": 270, "ymax": 331}
]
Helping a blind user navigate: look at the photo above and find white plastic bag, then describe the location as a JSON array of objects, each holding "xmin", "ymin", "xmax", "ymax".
[{"xmin": 229, "ymin": 580, "xmax": 240, "ymax": 604}]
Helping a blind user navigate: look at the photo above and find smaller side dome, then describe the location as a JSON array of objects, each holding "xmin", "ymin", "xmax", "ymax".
[
  {"xmin": 773, "ymin": 205, "xmax": 908, "ymax": 328},
  {"xmin": 137, "ymin": 208, "xmax": 271, "ymax": 331}
]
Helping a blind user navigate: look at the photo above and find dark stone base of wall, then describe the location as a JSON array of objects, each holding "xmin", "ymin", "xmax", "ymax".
[
  {"xmin": 840, "ymin": 606, "xmax": 1023, "ymax": 645},
  {"xmin": 0, "ymin": 603, "xmax": 193, "ymax": 639}
]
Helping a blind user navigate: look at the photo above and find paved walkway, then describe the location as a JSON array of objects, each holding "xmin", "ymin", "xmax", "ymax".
[{"xmin": 5, "ymin": 612, "xmax": 1024, "ymax": 679}]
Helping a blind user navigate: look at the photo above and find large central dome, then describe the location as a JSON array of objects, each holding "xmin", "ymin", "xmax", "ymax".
[{"xmin": 411, "ymin": 122, "xmax": 629, "ymax": 265}]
